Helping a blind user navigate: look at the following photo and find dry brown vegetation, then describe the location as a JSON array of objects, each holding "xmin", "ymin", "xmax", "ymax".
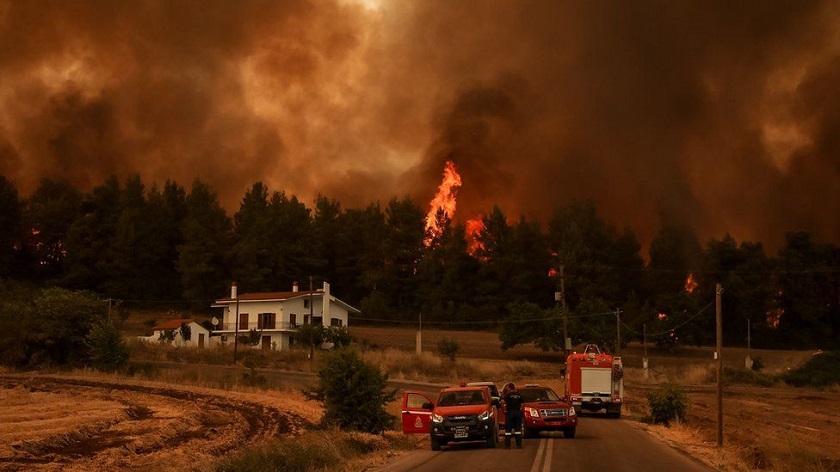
[
  {"xmin": 351, "ymin": 326, "xmax": 840, "ymax": 472},
  {"xmin": 2, "ymin": 321, "xmax": 838, "ymax": 471}
]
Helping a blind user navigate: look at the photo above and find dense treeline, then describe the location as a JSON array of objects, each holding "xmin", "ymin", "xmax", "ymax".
[{"xmin": 1, "ymin": 173, "xmax": 838, "ymax": 350}]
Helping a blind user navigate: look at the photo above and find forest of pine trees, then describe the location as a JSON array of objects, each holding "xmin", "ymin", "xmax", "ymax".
[{"xmin": 1, "ymin": 173, "xmax": 838, "ymax": 350}]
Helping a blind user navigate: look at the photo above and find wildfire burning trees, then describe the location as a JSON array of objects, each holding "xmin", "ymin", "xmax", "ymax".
[
  {"xmin": 684, "ymin": 273, "xmax": 698, "ymax": 294},
  {"xmin": 423, "ymin": 161, "xmax": 486, "ymax": 256},
  {"xmin": 423, "ymin": 161, "xmax": 461, "ymax": 247}
]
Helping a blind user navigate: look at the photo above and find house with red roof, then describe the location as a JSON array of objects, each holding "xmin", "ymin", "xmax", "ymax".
[{"xmin": 211, "ymin": 281, "xmax": 359, "ymax": 351}]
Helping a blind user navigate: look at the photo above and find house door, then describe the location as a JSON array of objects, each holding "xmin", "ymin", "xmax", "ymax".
[
  {"xmin": 261, "ymin": 336, "xmax": 272, "ymax": 351},
  {"xmin": 401, "ymin": 391, "xmax": 435, "ymax": 434},
  {"xmin": 198, "ymin": 333, "xmax": 205, "ymax": 348}
]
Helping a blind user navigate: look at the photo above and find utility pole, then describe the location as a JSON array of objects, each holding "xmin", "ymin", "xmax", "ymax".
[
  {"xmin": 560, "ymin": 263, "xmax": 568, "ymax": 355},
  {"xmin": 643, "ymin": 323, "xmax": 649, "ymax": 379},
  {"xmin": 615, "ymin": 308, "xmax": 621, "ymax": 356},
  {"xmin": 716, "ymin": 283, "xmax": 724, "ymax": 447},
  {"xmin": 746, "ymin": 318, "xmax": 753, "ymax": 369},
  {"xmin": 233, "ymin": 283, "xmax": 240, "ymax": 364},
  {"xmin": 416, "ymin": 311, "xmax": 422, "ymax": 356}
]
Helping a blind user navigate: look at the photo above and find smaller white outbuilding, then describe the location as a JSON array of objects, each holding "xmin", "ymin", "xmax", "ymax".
[{"xmin": 141, "ymin": 318, "xmax": 212, "ymax": 348}]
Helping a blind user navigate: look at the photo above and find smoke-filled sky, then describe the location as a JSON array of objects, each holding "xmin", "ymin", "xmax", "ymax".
[{"xmin": 2, "ymin": 0, "xmax": 839, "ymax": 253}]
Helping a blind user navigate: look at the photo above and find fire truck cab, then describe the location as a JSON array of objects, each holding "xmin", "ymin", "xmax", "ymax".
[{"xmin": 565, "ymin": 344, "xmax": 624, "ymax": 418}]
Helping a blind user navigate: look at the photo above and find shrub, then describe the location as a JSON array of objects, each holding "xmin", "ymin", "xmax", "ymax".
[
  {"xmin": 180, "ymin": 323, "xmax": 192, "ymax": 342},
  {"xmin": 0, "ymin": 287, "xmax": 104, "ymax": 368},
  {"xmin": 437, "ymin": 337, "xmax": 460, "ymax": 361},
  {"xmin": 783, "ymin": 351, "xmax": 840, "ymax": 387},
  {"xmin": 647, "ymin": 383, "xmax": 687, "ymax": 425},
  {"xmin": 304, "ymin": 348, "xmax": 396, "ymax": 434},
  {"xmin": 158, "ymin": 330, "xmax": 176, "ymax": 344},
  {"xmin": 85, "ymin": 319, "xmax": 130, "ymax": 372}
]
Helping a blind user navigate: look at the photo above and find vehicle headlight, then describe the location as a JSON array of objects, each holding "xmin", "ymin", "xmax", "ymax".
[
  {"xmin": 525, "ymin": 407, "xmax": 540, "ymax": 418},
  {"xmin": 569, "ymin": 407, "xmax": 576, "ymax": 416},
  {"xmin": 432, "ymin": 413, "xmax": 444, "ymax": 423},
  {"xmin": 478, "ymin": 409, "xmax": 493, "ymax": 421}
]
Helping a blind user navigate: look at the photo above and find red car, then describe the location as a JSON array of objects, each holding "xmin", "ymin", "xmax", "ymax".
[{"xmin": 519, "ymin": 384, "xmax": 577, "ymax": 438}]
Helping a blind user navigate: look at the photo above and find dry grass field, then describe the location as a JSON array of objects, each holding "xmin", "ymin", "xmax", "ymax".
[
  {"xmin": 351, "ymin": 326, "xmax": 840, "ymax": 472},
  {"xmin": 1, "ymin": 320, "xmax": 838, "ymax": 471}
]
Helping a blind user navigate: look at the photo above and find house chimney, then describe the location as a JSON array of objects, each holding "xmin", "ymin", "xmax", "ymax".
[
  {"xmin": 231, "ymin": 282, "xmax": 238, "ymax": 299},
  {"xmin": 292, "ymin": 281, "xmax": 299, "ymax": 292},
  {"xmin": 323, "ymin": 281, "xmax": 330, "ymax": 319}
]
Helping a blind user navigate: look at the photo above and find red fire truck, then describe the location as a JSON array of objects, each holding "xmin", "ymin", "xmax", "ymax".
[{"xmin": 564, "ymin": 344, "xmax": 624, "ymax": 418}]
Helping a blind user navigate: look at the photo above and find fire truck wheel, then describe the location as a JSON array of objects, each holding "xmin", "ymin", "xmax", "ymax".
[
  {"xmin": 431, "ymin": 437, "xmax": 441, "ymax": 451},
  {"xmin": 563, "ymin": 428, "xmax": 576, "ymax": 439}
]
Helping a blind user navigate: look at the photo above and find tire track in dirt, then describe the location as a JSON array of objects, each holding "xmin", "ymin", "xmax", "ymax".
[{"xmin": 0, "ymin": 374, "xmax": 312, "ymax": 471}]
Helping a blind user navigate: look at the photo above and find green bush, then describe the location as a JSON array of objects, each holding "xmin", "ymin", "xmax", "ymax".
[
  {"xmin": 436, "ymin": 337, "xmax": 460, "ymax": 361},
  {"xmin": 0, "ymin": 287, "xmax": 104, "ymax": 368},
  {"xmin": 303, "ymin": 348, "xmax": 396, "ymax": 434},
  {"xmin": 783, "ymin": 351, "xmax": 840, "ymax": 387},
  {"xmin": 647, "ymin": 383, "xmax": 687, "ymax": 426},
  {"xmin": 85, "ymin": 319, "xmax": 130, "ymax": 372}
]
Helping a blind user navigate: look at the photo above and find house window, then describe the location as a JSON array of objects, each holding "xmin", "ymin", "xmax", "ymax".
[
  {"xmin": 289, "ymin": 314, "xmax": 297, "ymax": 328},
  {"xmin": 313, "ymin": 316, "xmax": 323, "ymax": 326},
  {"xmin": 258, "ymin": 313, "xmax": 276, "ymax": 329},
  {"xmin": 238, "ymin": 313, "xmax": 249, "ymax": 330},
  {"xmin": 330, "ymin": 318, "xmax": 343, "ymax": 327},
  {"xmin": 303, "ymin": 299, "xmax": 310, "ymax": 309}
]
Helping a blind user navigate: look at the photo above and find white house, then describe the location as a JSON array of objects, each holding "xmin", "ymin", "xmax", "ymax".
[
  {"xmin": 211, "ymin": 281, "xmax": 359, "ymax": 351},
  {"xmin": 141, "ymin": 319, "xmax": 212, "ymax": 348}
]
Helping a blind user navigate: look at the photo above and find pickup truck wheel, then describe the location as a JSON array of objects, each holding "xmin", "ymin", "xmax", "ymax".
[
  {"xmin": 564, "ymin": 428, "xmax": 576, "ymax": 439},
  {"xmin": 486, "ymin": 430, "xmax": 497, "ymax": 448},
  {"xmin": 431, "ymin": 437, "xmax": 441, "ymax": 451}
]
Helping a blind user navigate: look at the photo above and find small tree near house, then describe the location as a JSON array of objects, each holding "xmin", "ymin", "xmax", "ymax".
[
  {"xmin": 179, "ymin": 323, "xmax": 191, "ymax": 343},
  {"xmin": 158, "ymin": 329, "xmax": 176, "ymax": 344}
]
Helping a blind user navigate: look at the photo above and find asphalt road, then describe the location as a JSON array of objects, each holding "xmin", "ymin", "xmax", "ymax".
[{"xmin": 377, "ymin": 416, "xmax": 712, "ymax": 472}]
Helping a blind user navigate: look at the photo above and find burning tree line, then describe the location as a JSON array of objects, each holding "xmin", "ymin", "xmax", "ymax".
[{"xmin": 0, "ymin": 172, "xmax": 838, "ymax": 350}]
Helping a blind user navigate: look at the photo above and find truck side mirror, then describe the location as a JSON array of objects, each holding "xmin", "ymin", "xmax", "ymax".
[{"xmin": 421, "ymin": 402, "xmax": 434, "ymax": 410}]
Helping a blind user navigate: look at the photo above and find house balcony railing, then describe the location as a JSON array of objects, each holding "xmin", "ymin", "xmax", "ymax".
[{"xmin": 214, "ymin": 321, "xmax": 319, "ymax": 332}]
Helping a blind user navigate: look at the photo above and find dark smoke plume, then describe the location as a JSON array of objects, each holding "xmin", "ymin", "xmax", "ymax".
[{"xmin": 2, "ymin": 0, "xmax": 839, "ymax": 252}]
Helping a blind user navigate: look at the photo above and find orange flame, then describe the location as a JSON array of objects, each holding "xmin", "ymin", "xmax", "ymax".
[
  {"xmin": 466, "ymin": 217, "xmax": 485, "ymax": 255},
  {"xmin": 684, "ymin": 273, "xmax": 698, "ymax": 294},
  {"xmin": 424, "ymin": 161, "xmax": 462, "ymax": 246}
]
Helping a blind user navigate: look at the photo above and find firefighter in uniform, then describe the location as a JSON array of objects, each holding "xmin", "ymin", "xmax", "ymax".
[{"xmin": 502, "ymin": 382, "xmax": 524, "ymax": 449}]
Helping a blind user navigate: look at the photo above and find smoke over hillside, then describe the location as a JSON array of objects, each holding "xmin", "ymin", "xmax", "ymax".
[{"xmin": 1, "ymin": 0, "xmax": 839, "ymax": 252}]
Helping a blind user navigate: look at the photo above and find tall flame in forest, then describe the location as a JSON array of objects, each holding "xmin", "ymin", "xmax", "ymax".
[
  {"xmin": 466, "ymin": 217, "xmax": 485, "ymax": 255},
  {"xmin": 684, "ymin": 273, "xmax": 698, "ymax": 294},
  {"xmin": 424, "ymin": 161, "xmax": 462, "ymax": 246}
]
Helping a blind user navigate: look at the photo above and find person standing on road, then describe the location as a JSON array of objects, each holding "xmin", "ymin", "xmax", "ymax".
[{"xmin": 502, "ymin": 382, "xmax": 524, "ymax": 449}]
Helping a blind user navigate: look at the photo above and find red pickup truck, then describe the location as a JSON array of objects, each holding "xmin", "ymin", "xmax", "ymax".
[{"xmin": 401, "ymin": 384, "xmax": 500, "ymax": 450}]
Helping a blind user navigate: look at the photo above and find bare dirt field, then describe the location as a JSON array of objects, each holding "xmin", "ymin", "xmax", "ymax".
[{"xmin": 0, "ymin": 373, "xmax": 318, "ymax": 472}]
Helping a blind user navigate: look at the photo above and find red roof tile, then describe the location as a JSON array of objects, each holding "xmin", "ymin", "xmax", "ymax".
[{"xmin": 152, "ymin": 319, "xmax": 194, "ymax": 330}]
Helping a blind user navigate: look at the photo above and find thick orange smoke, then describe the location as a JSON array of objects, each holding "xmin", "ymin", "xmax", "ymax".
[{"xmin": 2, "ymin": 1, "xmax": 840, "ymax": 255}]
